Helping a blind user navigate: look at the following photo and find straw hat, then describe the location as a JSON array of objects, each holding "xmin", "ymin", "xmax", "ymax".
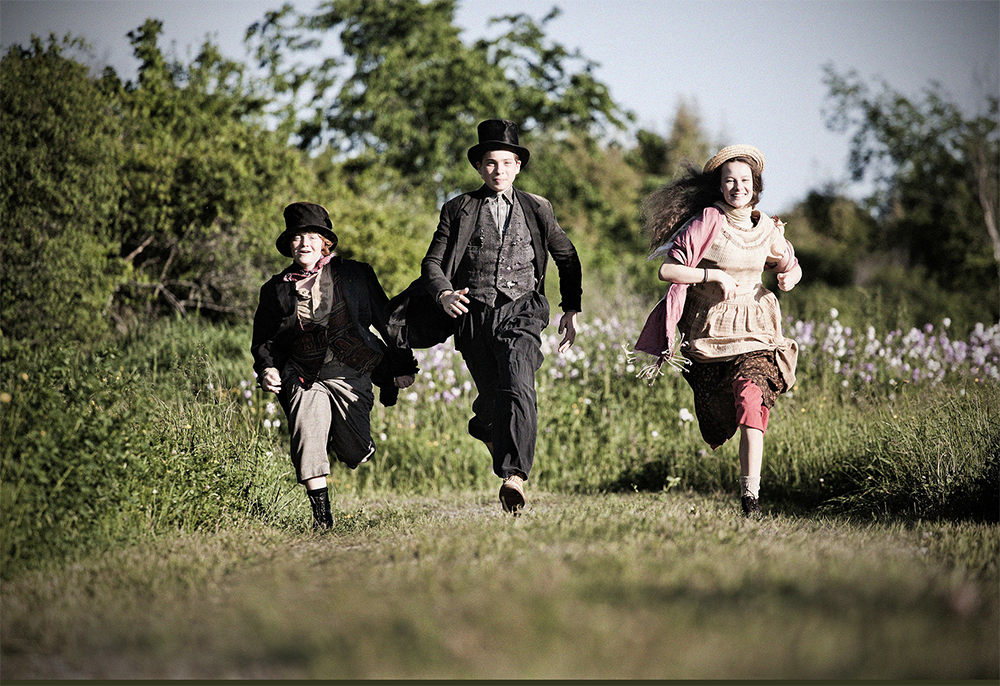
[{"xmin": 703, "ymin": 145, "xmax": 765, "ymax": 174}]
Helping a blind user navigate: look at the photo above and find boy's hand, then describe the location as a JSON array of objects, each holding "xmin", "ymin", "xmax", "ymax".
[
  {"xmin": 558, "ymin": 311, "xmax": 579, "ymax": 352},
  {"xmin": 439, "ymin": 288, "xmax": 470, "ymax": 318}
]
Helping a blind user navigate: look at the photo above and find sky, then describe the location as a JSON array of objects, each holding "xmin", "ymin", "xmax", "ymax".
[{"xmin": 2, "ymin": 0, "xmax": 998, "ymax": 213}]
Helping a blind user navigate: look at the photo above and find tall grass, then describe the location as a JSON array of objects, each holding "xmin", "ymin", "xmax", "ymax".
[{"xmin": 2, "ymin": 306, "xmax": 998, "ymax": 578}]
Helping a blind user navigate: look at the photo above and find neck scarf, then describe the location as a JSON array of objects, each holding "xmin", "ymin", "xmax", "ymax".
[
  {"xmin": 283, "ymin": 253, "xmax": 335, "ymax": 282},
  {"xmin": 715, "ymin": 201, "xmax": 753, "ymax": 228}
]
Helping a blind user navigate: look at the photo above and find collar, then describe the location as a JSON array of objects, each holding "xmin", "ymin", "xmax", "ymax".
[{"xmin": 483, "ymin": 186, "xmax": 515, "ymax": 204}]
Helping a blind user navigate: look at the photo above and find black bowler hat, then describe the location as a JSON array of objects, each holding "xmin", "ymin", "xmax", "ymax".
[
  {"xmin": 275, "ymin": 202, "xmax": 339, "ymax": 257},
  {"xmin": 467, "ymin": 119, "xmax": 530, "ymax": 168}
]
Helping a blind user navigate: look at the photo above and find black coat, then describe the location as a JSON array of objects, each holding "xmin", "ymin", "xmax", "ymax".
[
  {"xmin": 386, "ymin": 186, "xmax": 582, "ymax": 349},
  {"xmin": 251, "ymin": 257, "xmax": 417, "ymax": 405}
]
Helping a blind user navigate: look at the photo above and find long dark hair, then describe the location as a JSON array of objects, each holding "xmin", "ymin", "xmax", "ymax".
[{"xmin": 643, "ymin": 157, "xmax": 764, "ymax": 252}]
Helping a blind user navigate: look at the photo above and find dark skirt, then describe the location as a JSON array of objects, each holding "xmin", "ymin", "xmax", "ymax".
[{"xmin": 682, "ymin": 349, "xmax": 787, "ymax": 447}]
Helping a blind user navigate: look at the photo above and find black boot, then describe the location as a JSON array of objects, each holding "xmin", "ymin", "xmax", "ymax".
[
  {"xmin": 741, "ymin": 495, "xmax": 761, "ymax": 518},
  {"xmin": 307, "ymin": 486, "xmax": 334, "ymax": 530}
]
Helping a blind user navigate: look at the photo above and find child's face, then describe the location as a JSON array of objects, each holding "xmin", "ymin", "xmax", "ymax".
[
  {"xmin": 290, "ymin": 232, "xmax": 326, "ymax": 268},
  {"xmin": 719, "ymin": 160, "xmax": 754, "ymax": 209},
  {"xmin": 476, "ymin": 150, "xmax": 521, "ymax": 193}
]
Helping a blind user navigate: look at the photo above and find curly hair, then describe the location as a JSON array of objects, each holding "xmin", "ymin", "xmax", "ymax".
[{"xmin": 643, "ymin": 157, "xmax": 764, "ymax": 252}]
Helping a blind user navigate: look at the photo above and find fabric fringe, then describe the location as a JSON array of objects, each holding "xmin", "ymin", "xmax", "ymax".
[{"xmin": 621, "ymin": 334, "xmax": 690, "ymax": 386}]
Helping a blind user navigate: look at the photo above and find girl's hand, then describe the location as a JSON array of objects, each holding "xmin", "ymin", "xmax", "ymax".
[
  {"xmin": 708, "ymin": 269, "xmax": 740, "ymax": 300},
  {"xmin": 777, "ymin": 262, "xmax": 802, "ymax": 291},
  {"xmin": 394, "ymin": 375, "xmax": 415, "ymax": 389}
]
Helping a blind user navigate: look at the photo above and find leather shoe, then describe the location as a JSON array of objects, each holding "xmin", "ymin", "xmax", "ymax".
[{"xmin": 499, "ymin": 474, "xmax": 525, "ymax": 514}]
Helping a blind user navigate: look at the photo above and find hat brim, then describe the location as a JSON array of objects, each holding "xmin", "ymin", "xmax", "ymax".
[
  {"xmin": 704, "ymin": 145, "xmax": 765, "ymax": 174},
  {"xmin": 276, "ymin": 226, "xmax": 339, "ymax": 257},
  {"xmin": 468, "ymin": 142, "xmax": 530, "ymax": 168}
]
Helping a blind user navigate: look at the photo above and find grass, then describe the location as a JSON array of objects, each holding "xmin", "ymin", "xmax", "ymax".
[
  {"xmin": 1, "ymin": 311, "xmax": 998, "ymax": 680},
  {"xmin": 1, "ymin": 491, "xmax": 996, "ymax": 680}
]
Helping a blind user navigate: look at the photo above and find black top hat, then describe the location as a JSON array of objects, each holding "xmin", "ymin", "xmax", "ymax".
[
  {"xmin": 275, "ymin": 202, "xmax": 339, "ymax": 257},
  {"xmin": 467, "ymin": 119, "xmax": 530, "ymax": 168}
]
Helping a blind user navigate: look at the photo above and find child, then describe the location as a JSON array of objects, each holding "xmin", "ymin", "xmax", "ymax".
[{"xmin": 635, "ymin": 145, "xmax": 802, "ymax": 516}]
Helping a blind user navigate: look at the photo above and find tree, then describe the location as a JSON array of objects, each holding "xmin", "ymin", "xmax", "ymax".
[
  {"xmin": 1, "ymin": 37, "xmax": 128, "ymax": 343},
  {"xmin": 626, "ymin": 98, "xmax": 715, "ymax": 190},
  {"xmin": 823, "ymin": 66, "xmax": 1000, "ymax": 314},
  {"xmin": 110, "ymin": 20, "xmax": 315, "ymax": 325},
  {"xmin": 247, "ymin": 0, "xmax": 631, "ymax": 197}
]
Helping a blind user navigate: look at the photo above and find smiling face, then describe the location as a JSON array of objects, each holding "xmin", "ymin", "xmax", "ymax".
[
  {"xmin": 476, "ymin": 149, "xmax": 521, "ymax": 193},
  {"xmin": 719, "ymin": 160, "xmax": 755, "ymax": 209},
  {"xmin": 289, "ymin": 232, "xmax": 327, "ymax": 270}
]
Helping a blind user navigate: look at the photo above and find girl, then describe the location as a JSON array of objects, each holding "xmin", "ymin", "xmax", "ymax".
[{"xmin": 635, "ymin": 145, "xmax": 802, "ymax": 516}]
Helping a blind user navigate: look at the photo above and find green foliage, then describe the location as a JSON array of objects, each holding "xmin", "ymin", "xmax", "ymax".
[
  {"xmin": 111, "ymin": 20, "xmax": 316, "ymax": 324},
  {"xmin": 2, "ymin": 306, "xmax": 998, "ymax": 579},
  {"xmin": 823, "ymin": 66, "xmax": 1000, "ymax": 315},
  {"xmin": 780, "ymin": 188, "xmax": 879, "ymax": 286},
  {"xmin": 625, "ymin": 98, "xmax": 715, "ymax": 190},
  {"xmin": 0, "ymin": 328, "xmax": 286, "ymax": 579},
  {"xmin": 819, "ymin": 383, "xmax": 999, "ymax": 520},
  {"xmin": 247, "ymin": 0, "xmax": 632, "ymax": 196},
  {"xmin": 779, "ymin": 270, "xmax": 994, "ymax": 337},
  {"xmin": 0, "ymin": 37, "xmax": 129, "ymax": 343}
]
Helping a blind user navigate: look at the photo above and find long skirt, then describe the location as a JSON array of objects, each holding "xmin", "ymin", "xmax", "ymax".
[{"xmin": 682, "ymin": 349, "xmax": 787, "ymax": 448}]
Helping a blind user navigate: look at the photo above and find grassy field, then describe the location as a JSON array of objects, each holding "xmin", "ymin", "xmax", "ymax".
[
  {"xmin": 2, "ymin": 490, "xmax": 996, "ymax": 680},
  {"xmin": 1, "ymin": 310, "xmax": 998, "ymax": 680}
]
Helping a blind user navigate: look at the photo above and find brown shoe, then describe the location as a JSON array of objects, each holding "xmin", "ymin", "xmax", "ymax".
[{"xmin": 499, "ymin": 474, "xmax": 525, "ymax": 514}]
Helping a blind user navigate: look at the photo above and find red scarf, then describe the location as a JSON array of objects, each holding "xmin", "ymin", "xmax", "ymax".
[{"xmin": 283, "ymin": 254, "xmax": 335, "ymax": 282}]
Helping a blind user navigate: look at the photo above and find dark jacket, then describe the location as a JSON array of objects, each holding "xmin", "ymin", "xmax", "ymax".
[
  {"xmin": 251, "ymin": 257, "xmax": 417, "ymax": 405},
  {"xmin": 386, "ymin": 186, "xmax": 582, "ymax": 348}
]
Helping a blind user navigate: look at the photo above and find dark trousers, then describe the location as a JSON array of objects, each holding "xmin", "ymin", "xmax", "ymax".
[{"xmin": 454, "ymin": 291, "xmax": 548, "ymax": 479}]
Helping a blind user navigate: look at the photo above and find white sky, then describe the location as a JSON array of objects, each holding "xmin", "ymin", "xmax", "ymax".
[{"xmin": 2, "ymin": 0, "xmax": 998, "ymax": 213}]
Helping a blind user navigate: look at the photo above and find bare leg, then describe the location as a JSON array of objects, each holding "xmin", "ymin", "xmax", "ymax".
[
  {"xmin": 738, "ymin": 426, "xmax": 763, "ymax": 515},
  {"xmin": 738, "ymin": 426, "xmax": 763, "ymax": 478}
]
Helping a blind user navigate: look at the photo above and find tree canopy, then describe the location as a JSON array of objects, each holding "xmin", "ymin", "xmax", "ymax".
[
  {"xmin": 823, "ymin": 66, "xmax": 999, "ymax": 312},
  {"xmin": 1, "ymin": 37, "xmax": 128, "ymax": 342},
  {"xmin": 247, "ymin": 0, "xmax": 632, "ymax": 196}
]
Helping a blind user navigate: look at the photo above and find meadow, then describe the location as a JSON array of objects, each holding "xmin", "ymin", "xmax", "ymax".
[{"xmin": 1, "ymin": 305, "xmax": 998, "ymax": 679}]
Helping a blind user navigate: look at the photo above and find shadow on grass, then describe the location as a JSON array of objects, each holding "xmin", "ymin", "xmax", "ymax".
[{"xmin": 601, "ymin": 454, "xmax": 1000, "ymax": 524}]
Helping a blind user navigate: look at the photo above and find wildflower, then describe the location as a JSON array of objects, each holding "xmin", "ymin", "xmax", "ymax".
[
  {"xmin": 830, "ymin": 308, "xmax": 839, "ymax": 320},
  {"xmin": 943, "ymin": 318, "xmax": 951, "ymax": 329},
  {"xmin": 266, "ymin": 402, "xmax": 276, "ymax": 416},
  {"xmin": 679, "ymin": 408, "xmax": 694, "ymax": 422},
  {"xmin": 273, "ymin": 419, "xmax": 280, "ymax": 429},
  {"xmin": 0, "ymin": 392, "xmax": 10, "ymax": 403},
  {"xmin": 244, "ymin": 390, "xmax": 252, "ymax": 399},
  {"xmin": 263, "ymin": 419, "xmax": 272, "ymax": 429},
  {"xmin": 651, "ymin": 430, "xmax": 660, "ymax": 438},
  {"xmin": 207, "ymin": 381, "xmax": 215, "ymax": 391},
  {"xmin": 380, "ymin": 432, "xmax": 388, "ymax": 441}
]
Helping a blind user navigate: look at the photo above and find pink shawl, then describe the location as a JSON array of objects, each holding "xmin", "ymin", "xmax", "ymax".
[
  {"xmin": 634, "ymin": 207, "xmax": 724, "ymax": 362},
  {"xmin": 634, "ymin": 206, "xmax": 798, "ymax": 364}
]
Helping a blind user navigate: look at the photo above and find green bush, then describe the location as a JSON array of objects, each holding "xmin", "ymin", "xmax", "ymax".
[{"xmin": 0, "ymin": 332, "xmax": 287, "ymax": 579}]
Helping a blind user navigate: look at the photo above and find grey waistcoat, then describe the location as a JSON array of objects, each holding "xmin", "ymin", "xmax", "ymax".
[{"xmin": 454, "ymin": 195, "xmax": 535, "ymax": 306}]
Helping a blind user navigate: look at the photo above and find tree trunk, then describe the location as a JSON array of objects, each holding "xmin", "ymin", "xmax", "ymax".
[{"xmin": 971, "ymin": 139, "xmax": 1000, "ymax": 316}]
